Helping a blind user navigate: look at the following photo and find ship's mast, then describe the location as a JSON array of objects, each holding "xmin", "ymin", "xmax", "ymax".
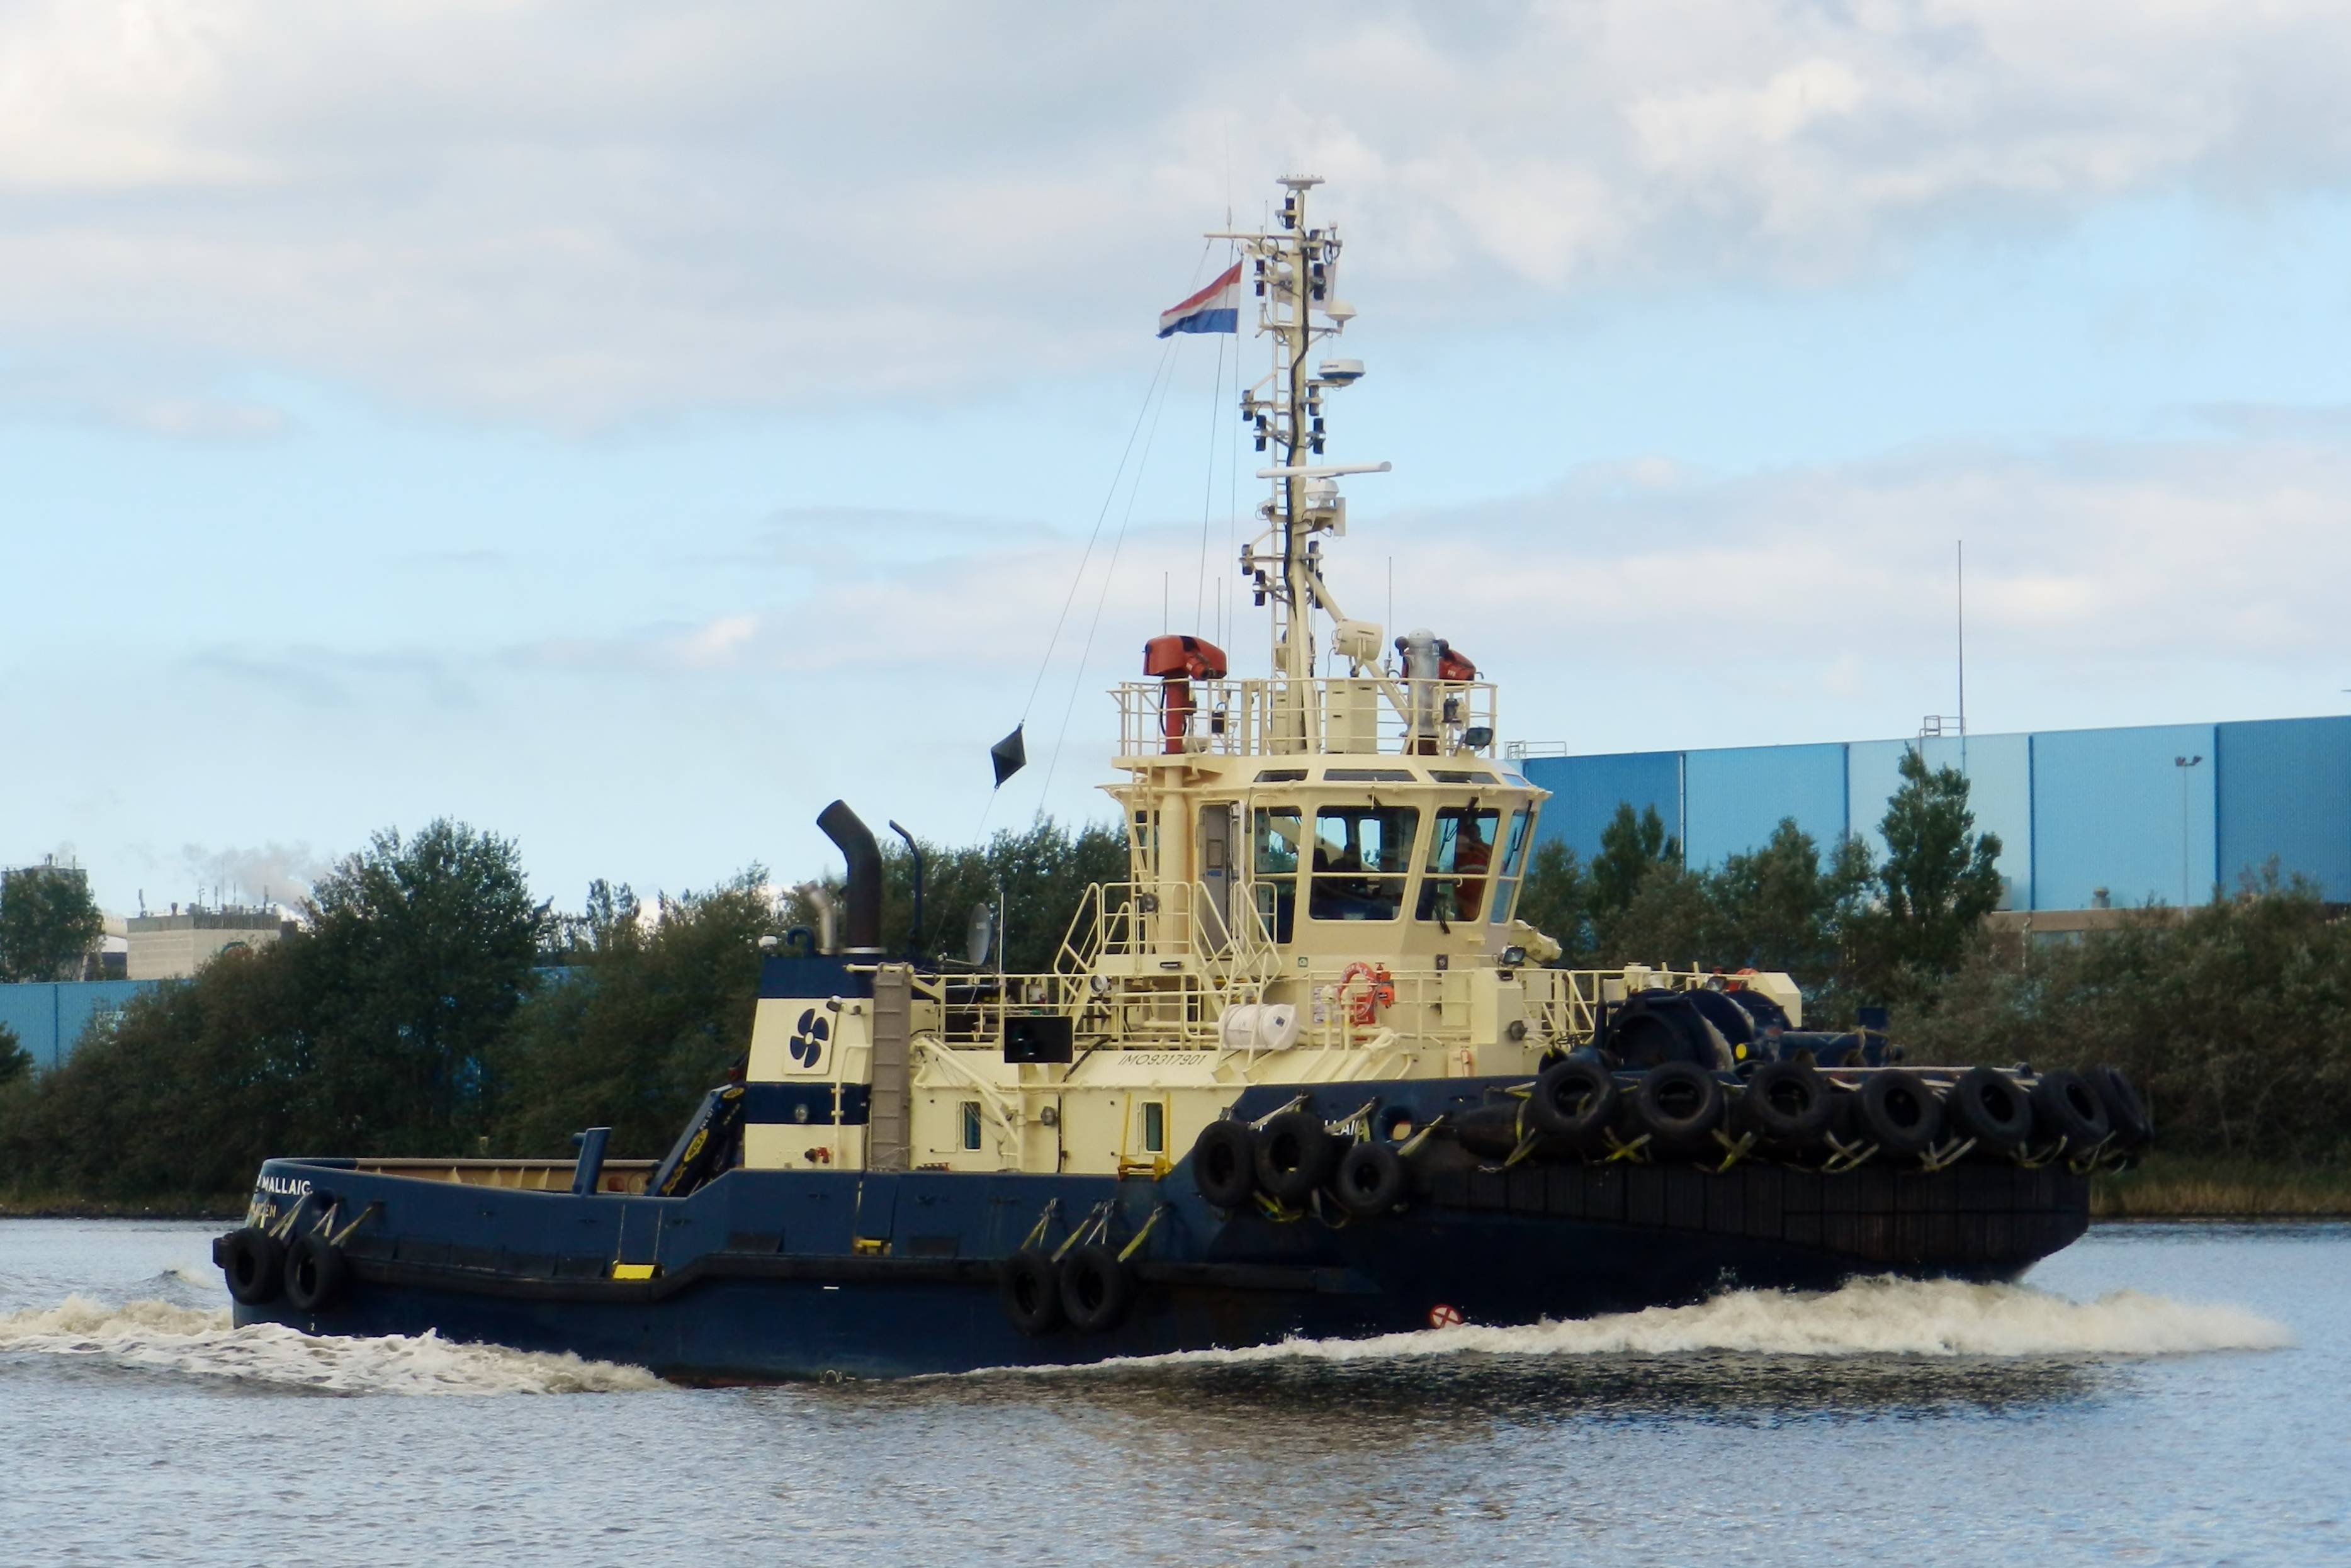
[{"xmin": 1215, "ymin": 177, "xmax": 1385, "ymax": 688}]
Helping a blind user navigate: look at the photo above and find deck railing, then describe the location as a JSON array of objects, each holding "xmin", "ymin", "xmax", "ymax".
[{"xmin": 1113, "ymin": 676, "xmax": 1498, "ymax": 760}]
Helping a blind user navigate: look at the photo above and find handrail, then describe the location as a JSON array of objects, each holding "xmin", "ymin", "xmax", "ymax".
[{"xmin": 1112, "ymin": 675, "xmax": 1498, "ymax": 759}]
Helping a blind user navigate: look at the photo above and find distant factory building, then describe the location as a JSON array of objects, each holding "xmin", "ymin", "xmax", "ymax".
[
  {"xmin": 1516, "ymin": 715, "xmax": 2350, "ymax": 929},
  {"xmin": 125, "ymin": 904, "xmax": 293, "ymax": 981}
]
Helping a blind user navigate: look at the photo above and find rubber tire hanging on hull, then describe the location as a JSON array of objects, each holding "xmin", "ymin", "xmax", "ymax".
[
  {"xmin": 221, "ymin": 1227, "xmax": 285, "ymax": 1307},
  {"xmin": 1254, "ymin": 1110, "xmax": 1338, "ymax": 1206},
  {"xmin": 1190, "ymin": 1120, "xmax": 1258, "ymax": 1209},
  {"xmin": 283, "ymin": 1233, "xmax": 349, "ymax": 1314},
  {"xmin": 1334, "ymin": 1142, "xmax": 1407, "ymax": 1217},
  {"xmin": 2094, "ymin": 1066, "xmax": 2153, "ymax": 1150},
  {"xmin": 998, "ymin": 1248, "xmax": 1063, "ymax": 1336},
  {"xmin": 2032, "ymin": 1069, "xmax": 2112, "ymax": 1149},
  {"xmin": 1945, "ymin": 1064, "xmax": 2034, "ymax": 1158},
  {"xmin": 1628, "ymin": 1062, "xmax": 1725, "ymax": 1159},
  {"xmin": 1847, "ymin": 1068, "xmax": 1944, "ymax": 1158},
  {"xmin": 1059, "ymin": 1244, "xmax": 1134, "ymax": 1333},
  {"xmin": 1528, "ymin": 1058, "xmax": 1618, "ymax": 1149},
  {"xmin": 1733, "ymin": 1060, "xmax": 1832, "ymax": 1156}
]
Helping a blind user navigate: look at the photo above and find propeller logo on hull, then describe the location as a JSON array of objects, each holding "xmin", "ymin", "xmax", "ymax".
[{"xmin": 789, "ymin": 1008, "xmax": 830, "ymax": 1070}]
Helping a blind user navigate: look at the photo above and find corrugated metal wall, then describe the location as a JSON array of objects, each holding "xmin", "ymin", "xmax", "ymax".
[
  {"xmin": 1522, "ymin": 750, "xmax": 1682, "ymax": 862},
  {"xmin": 1521, "ymin": 715, "xmax": 2348, "ymax": 911},
  {"xmin": 2216, "ymin": 718, "xmax": 2351, "ymax": 900},
  {"xmin": 1683, "ymin": 744, "xmax": 1846, "ymax": 870},
  {"xmin": 0, "ymin": 980, "xmax": 159, "ymax": 1071},
  {"xmin": 2029, "ymin": 723, "xmax": 2215, "ymax": 911}
]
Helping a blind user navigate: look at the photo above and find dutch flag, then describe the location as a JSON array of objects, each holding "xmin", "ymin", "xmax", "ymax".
[{"xmin": 1157, "ymin": 261, "xmax": 1243, "ymax": 337}]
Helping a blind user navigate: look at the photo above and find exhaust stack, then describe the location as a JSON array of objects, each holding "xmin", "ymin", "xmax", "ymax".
[{"xmin": 816, "ymin": 799, "xmax": 884, "ymax": 956}]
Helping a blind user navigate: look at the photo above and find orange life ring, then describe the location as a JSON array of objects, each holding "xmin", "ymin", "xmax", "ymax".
[{"xmin": 1338, "ymin": 961, "xmax": 1395, "ymax": 1027}]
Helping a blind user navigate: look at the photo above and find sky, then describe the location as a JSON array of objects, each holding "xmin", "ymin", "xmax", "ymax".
[{"xmin": 6, "ymin": 0, "xmax": 2351, "ymax": 916}]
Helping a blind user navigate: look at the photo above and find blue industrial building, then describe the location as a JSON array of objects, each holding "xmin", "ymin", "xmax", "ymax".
[
  {"xmin": 1520, "ymin": 716, "xmax": 2351, "ymax": 912},
  {"xmin": 0, "ymin": 979, "xmax": 158, "ymax": 1073}
]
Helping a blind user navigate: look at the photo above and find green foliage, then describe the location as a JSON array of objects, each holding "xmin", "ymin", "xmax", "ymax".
[
  {"xmin": 0, "ymin": 1022, "xmax": 30, "ymax": 1087},
  {"xmin": 1897, "ymin": 873, "xmax": 2351, "ymax": 1165},
  {"xmin": 490, "ymin": 871, "xmax": 784, "ymax": 1158},
  {"xmin": 1607, "ymin": 860, "xmax": 1716, "ymax": 967},
  {"xmin": 0, "ymin": 812, "xmax": 1134, "ymax": 1197},
  {"xmin": 298, "ymin": 821, "xmax": 548, "ymax": 1149},
  {"xmin": 789, "ymin": 817, "xmax": 1130, "ymax": 974},
  {"xmin": 1514, "ymin": 761, "xmax": 2000, "ymax": 1020},
  {"xmin": 1514, "ymin": 842, "xmax": 1594, "ymax": 964},
  {"xmin": 1589, "ymin": 804, "xmax": 1678, "ymax": 925},
  {"xmin": 0, "ymin": 819, "xmax": 544, "ymax": 1198},
  {"xmin": 1851, "ymin": 748, "xmax": 2005, "ymax": 995},
  {"xmin": 1514, "ymin": 809, "xmax": 1876, "ymax": 1015},
  {"xmin": 0, "ymin": 865, "xmax": 104, "ymax": 983},
  {"xmin": 1710, "ymin": 823, "xmax": 1877, "ymax": 998},
  {"xmin": 0, "ymin": 944, "xmax": 313, "ymax": 1199}
]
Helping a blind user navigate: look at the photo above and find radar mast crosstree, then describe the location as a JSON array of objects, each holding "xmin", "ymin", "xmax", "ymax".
[{"xmin": 1210, "ymin": 176, "xmax": 1390, "ymax": 692}]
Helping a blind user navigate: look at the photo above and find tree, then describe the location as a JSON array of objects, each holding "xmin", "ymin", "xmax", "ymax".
[
  {"xmin": 0, "ymin": 942, "xmax": 312, "ymax": 1199},
  {"xmin": 492, "ymin": 870, "xmax": 782, "ymax": 1157},
  {"xmin": 1896, "ymin": 871, "xmax": 2351, "ymax": 1165},
  {"xmin": 1514, "ymin": 842, "xmax": 1594, "ymax": 963},
  {"xmin": 0, "ymin": 864, "xmax": 104, "ymax": 983},
  {"xmin": 1852, "ymin": 748, "xmax": 2005, "ymax": 993},
  {"xmin": 1710, "ymin": 820, "xmax": 1876, "ymax": 987},
  {"xmin": 299, "ymin": 820, "xmax": 547, "ymax": 1150},
  {"xmin": 1606, "ymin": 860, "xmax": 1715, "ymax": 967},
  {"xmin": 1588, "ymin": 804, "xmax": 1681, "ymax": 954},
  {"xmin": 0, "ymin": 1021, "xmax": 31, "ymax": 1088}
]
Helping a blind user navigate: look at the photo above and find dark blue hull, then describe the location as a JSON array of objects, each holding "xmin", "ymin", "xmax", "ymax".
[{"xmin": 226, "ymin": 1078, "xmax": 2091, "ymax": 1380}]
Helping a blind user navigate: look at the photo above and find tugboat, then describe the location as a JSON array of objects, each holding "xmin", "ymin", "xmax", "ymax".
[{"xmin": 217, "ymin": 177, "xmax": 2151, "ymax": 1379}]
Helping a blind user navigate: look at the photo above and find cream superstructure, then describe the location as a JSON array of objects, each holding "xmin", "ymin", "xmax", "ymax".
[{"xmin": 743, "ymin": 178, "xmax": 1797, "ymax": 1178}]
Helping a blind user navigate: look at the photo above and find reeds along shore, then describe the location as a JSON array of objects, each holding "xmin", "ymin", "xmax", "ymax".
[{"xmin": 2090, "ymin": 1156, "xmax": 2351, "ymax": 1220}]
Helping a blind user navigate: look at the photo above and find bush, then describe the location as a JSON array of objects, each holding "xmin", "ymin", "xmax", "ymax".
[
  {"xmin": 1897, "ymin": 874, "xmax": 2351, "ymax": 1166},
  {"xmin": 490, "ymin": 872, "xmax": 783, "ymax": 1157}
]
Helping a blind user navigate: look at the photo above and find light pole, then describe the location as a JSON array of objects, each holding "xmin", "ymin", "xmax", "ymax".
[{"xmin": 2174, "ymin": 754, "xmax": 2203, "ymax": 911}]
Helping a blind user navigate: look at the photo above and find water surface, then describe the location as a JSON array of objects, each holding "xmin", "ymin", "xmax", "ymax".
[{"xmin": 0, "ymin": 1219, "xmax": 2335, "ymax": 1565}]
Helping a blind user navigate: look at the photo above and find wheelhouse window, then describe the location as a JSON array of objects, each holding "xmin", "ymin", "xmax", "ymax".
[
  {"xmin": 1252, "ymin": 808, "xmax": 1302, "ymax": 942},
  {"xmin": 1309, "ymin": 805, "xmax": 1418, "ymax": 922},
  {"xmin": 1487, "ymin": 809, "xmax": 1533, "ymax": 925},
  {"xmin": 1418, "ymin": 804, "xmax": 1500, "ymax": 923}
]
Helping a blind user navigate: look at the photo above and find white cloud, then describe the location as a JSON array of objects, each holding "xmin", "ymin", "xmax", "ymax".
[
  {"xmin": 3, "ymin": 1, "xmax": 2348, "ymax": 421},
  {"xmin": 411, "ymin": 423, "xmax": 2351, "ymax": 756}
]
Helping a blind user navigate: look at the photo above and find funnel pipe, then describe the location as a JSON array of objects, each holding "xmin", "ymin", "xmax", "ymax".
[{"xmin": 817, "ymin": 800, "xmax": 883, "ymax": 955}]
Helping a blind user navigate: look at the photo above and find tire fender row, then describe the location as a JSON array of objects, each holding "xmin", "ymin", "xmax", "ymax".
[
  {"xmin": 215, "ymin": 1194, "xmax": 371, "ymax": 1313},
  {"xmin": 996, "ymin": 1199, "xmax": 1170, "ymax": 1338},
  {"xmin": 1486, "ymin": 1057, "xmax": 2153, "ymax": 1175},
  {"xmin": 1190, "ymin": 1097, "xmax": 1413, "ymax": 1223}
]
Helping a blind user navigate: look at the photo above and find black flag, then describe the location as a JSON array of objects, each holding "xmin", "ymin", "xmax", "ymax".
[{"xmin": 990, "ymin": 725, "xmax": 1027, "ymax": 787}]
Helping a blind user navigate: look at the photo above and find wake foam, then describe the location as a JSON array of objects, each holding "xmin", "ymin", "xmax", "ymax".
[
  {"xmin": 1085, "ymin": 1277, "xmax": 2292, "ymax": 1372},
  {"xmin": 0, "ymin": 1296, "xmax": 664, "ymax": 1395}
]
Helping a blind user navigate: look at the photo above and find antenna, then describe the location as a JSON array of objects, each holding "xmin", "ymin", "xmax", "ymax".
[{"xmin": 1210, "ymin": 176, "xmax": 1385, "ymax": 693}]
